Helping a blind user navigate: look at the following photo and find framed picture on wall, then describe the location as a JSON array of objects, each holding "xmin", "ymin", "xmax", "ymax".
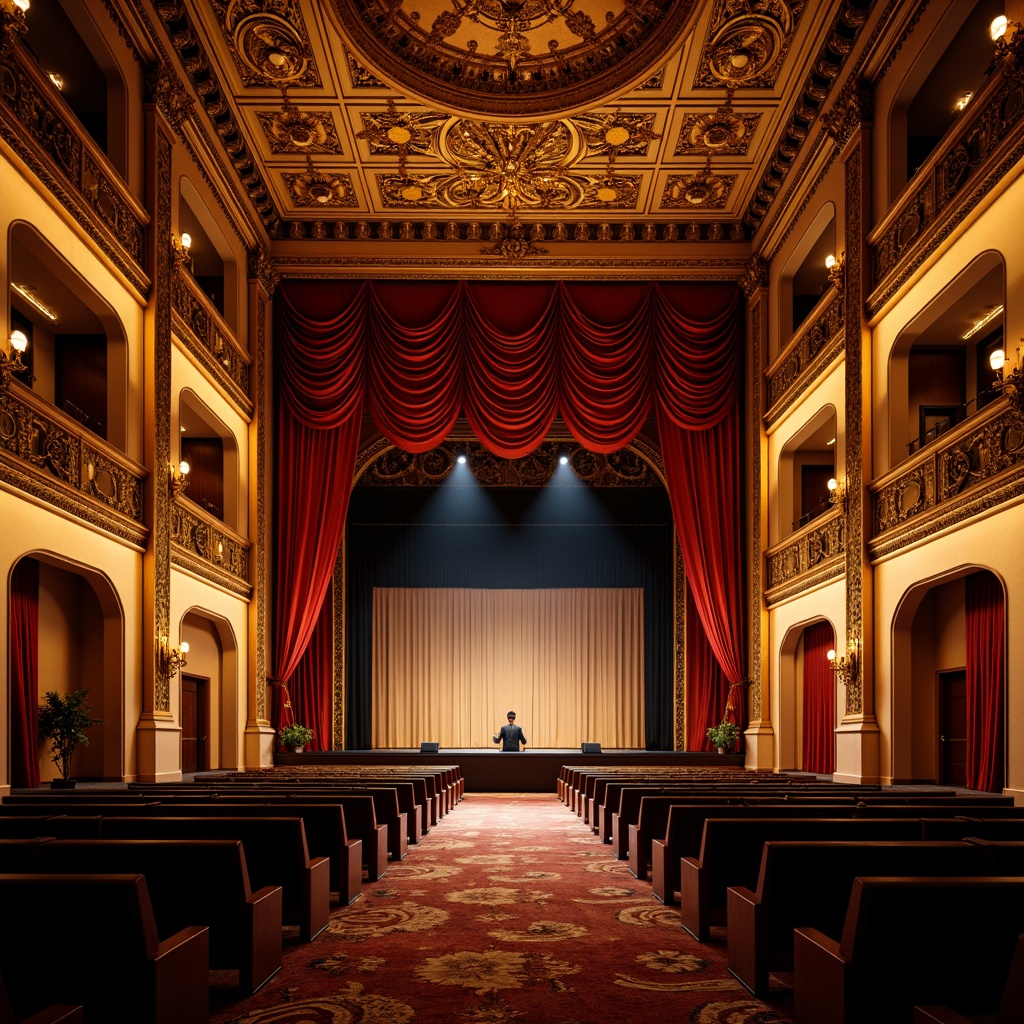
[{"xmin": 919, "ymin": 405, "xmax": 957, "ymax": 447}]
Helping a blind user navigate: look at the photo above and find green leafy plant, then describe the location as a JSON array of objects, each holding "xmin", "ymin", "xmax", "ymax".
[
  {"xmin": 37, "ymin": 689, "xmax": 102, "ymax": 781},
  {"xmin": 706, "ymin": 718, "xmax": 740, "ymax": 752},
  {"xmin": 279, "ymin": 723, "xmax": 314, "ymax": 750}
]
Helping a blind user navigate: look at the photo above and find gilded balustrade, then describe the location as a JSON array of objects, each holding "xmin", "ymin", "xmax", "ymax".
[
  {"xmin": 765, "ymin": 506, "xmax": 845, "ymax": 607},
  {"xmin": 867, "ymin": 36, "xmax": 1024, "ymax": 317},
  {"xmin": 0, "ymin": 382, "xmax": 147, "ymax": 548},
  {"xmin": 869, "ymin": 400, "xmax": 1024, "ymax": 560},
  {"xmin": 171, "ymin": 268, "xmax": 253, "ymax": 417},
  {"xmin": 0, "ymin": 42, "xmax": 149, "ymax": 298},
  {"xmin": 171, "ymin": 494, "xmax": 251, "ymax": 598},
  {"xmin": 764, "ymin": 288, "xmax": 844, "ymax": 426}
]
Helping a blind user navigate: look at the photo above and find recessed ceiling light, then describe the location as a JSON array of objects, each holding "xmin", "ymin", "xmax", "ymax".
[{"xmin": 11, "ymin": 283, "xmax": 57, "ymax": 321}]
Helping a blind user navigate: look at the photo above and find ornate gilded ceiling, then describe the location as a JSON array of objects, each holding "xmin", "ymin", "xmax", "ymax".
[{"xmin": 147, "ymin": 0, "xmax": 873, "ymax": 258}]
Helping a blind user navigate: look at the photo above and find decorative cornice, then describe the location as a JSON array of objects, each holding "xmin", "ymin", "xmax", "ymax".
[
  {"xmin": 823, "ymin": 76, "xmax": 875, "ymax": 147},
  {"xmin": 739, "ymin": 254, "xmax": 769, "ymax": 299},
  {"xmin": 247, "ymin": 244, "xmax": 279, "ymax": 297},
  {"xmin": 145, "ymin": 60, "xmax": 195, "ymax": 131}
]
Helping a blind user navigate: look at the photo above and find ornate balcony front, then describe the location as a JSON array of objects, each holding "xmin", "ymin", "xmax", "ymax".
[
  {"xmin": 764, "ymin": 288, "xmax": 844, "ymax": 427},
  {"xmin": 867, "ymin": 38, "xmax": 1024, "ymax": 317},
  {"xmin": 171, "ymin": 494, "xmax": 251, "ymax": 598},
  {"xmin": 869, "ymin": 400, "xmax": 1024, "ymax": 560},
  {"xmin": 765, "ymin": 506, "xmax": 845, "ymax": 607},
  {"xmin": 171, "ymin": 266, "xmax": 253, "ymax": 417},
  {"xmin": 0, "ymin": 382, "xmax": 147, "ymax": 548},
  {"xmin": 0, "ymin": 40, "xmax": 150, "ymax": 299}
]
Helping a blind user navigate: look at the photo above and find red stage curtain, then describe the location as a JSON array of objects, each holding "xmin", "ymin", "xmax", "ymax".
[
  {"xmin": 285, "ymin": 579, "xmax": 334, "ymax": 751},
  {"xmin": 802, "ymin": 620, "xmax": 836, "ymax": 775},
  {"xmin": 10, "ymin": 557, "xmax": 40, "ymax": 788},
  {"xmin": 965, "ymin": 570, "xmax": 1005, "ymax": 792},
  {"xmin": 685, "ymin": 588, "xmax": 729, "ymax": 751},
  {"xmin": 274, "ymin": 280, "xmax": 745, "ymax": 746}
]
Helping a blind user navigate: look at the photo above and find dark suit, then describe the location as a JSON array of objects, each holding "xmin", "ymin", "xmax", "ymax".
[{"xmin": 494, "ymin": 723, "xmax": 527, "ymax": 751}]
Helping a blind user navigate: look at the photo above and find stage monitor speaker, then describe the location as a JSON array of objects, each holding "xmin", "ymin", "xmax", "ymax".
[
  {"xmin": 581, "ymin": 742, "xmax": 602, "ymax": 754},
  {"xmin": 419, "ymin": 741, "xmax": 440, "ymax": 753}
]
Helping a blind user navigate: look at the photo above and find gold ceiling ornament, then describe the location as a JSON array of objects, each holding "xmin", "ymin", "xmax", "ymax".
[
  {"xmin": 355, "ymin": 100, "xmax": 449, "ymax": 174},
  {"xmin": 662, "ymin": 157, "xmax": 734, "ymax": 209},
  {"xmin": 696, "ymin": 0, "xmax": 803, "ymax": 89},
  {"xmin": 570, "ymin": 112, "xmax": 663, "ymax": 181},
  {"xmin": 326, "ymin": 0, "xmax": 702, "ymax": 120},
  {"xmin": 481, "ymin": 214, "xmax": 548, "ymax": 261},
  {"xmin": 676, "ymin": 88, "xmax": 759, "ymax": 155},
  {"xmin": 258, "ymin": 92, "xmax": 340, "ymax": 154},
  {"xmin": 285, "ymin": 156, "xmax": 356, "ymax": 207},
  {"xmin": 212, "ymin": 0, "xmax": 319, "ymax": 86}
]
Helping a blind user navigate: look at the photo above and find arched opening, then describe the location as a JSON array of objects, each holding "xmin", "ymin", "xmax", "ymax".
[
  {"xmin": 778, "ymin": 203, "xmax": 835, "ymax": 343},
  {"xmin": 9, "ymin": 553, "xmax": 124, "ymax": 786},
  {"xmin": 179, "ymin": 609, "xmax": 240, "ymax": 772},
  {"xmin": 887, "ymin": 252, "xmax": 1004, "ymax": 469},
  {"xmin": 177, "ymin": 390, "xmax": 240, "ymax": 528},
  {"xmin": 8, "ymin": 222, "xmax": 129, "ymax": 451},
  {"xmin": 892, "ymin": 567, "xmax": 1005, "ymax": 790},
  {"xmin": 179, "ymin": 178, "xmax": 238, "ymax": 331},
  {"xmin": 778, "ymin": 618, "xmax": 838, "ymax": 773},
  {"xmin": 776, "ymin": 405, "xmax": 838, "ymax": 543}
]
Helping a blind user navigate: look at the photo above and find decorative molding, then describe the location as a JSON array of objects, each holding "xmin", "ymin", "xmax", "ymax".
[
  {"xmin": 253, "ymin": 276, "xmax": 269, "ymax": 724},
  {"xmin": 765, "ymin": 511, "xmax": 846, "ymax": 607},
  {"xmin": 333, "ymin": 550, "xmax": 345, "ymax": 750},
  {"xmin": 0, "ymin": 44, "xmax": 150, "ymax": 299},
  {"xmin": 257, "ymin": 107, "xmax": 342, "ymax": 155},
  {"xmin": 748, "ymin": 297, "xmax": 763, "ymax": 723},
  {"xmin": 170, "ymin": 496, "xmax": 251, "ymax": 597},
  {"xmin": 676, "ymin": 109, "xmax": 760, "ymax": 157},
  {"xmin": 764, "ymin": 288, "xmax": 845, "ymax": 424},
  {"xmin": 662, "ymin": 172, "xmax": 735, "ymax": 210}
]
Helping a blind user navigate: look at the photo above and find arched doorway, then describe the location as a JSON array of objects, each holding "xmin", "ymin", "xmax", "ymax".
[{"xmin": 778, "ymin": 617, "xmax": 838, "ymax": 773}]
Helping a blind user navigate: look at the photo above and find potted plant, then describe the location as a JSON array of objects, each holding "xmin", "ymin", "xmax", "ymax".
[
  {"xmin": 706, "ymin": 718, "xmax": 740, "ymax": 754},
  {"xmin": 279, "ymin": 723, "xmax": 314, "ymax": 753},
  {"xmin": 37, "ymin": 689, "xmax": 102, "ymax": 787}
]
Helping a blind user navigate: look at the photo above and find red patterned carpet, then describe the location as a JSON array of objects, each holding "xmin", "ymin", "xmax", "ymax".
[{"xmin": 211, "ymin": 793, "xmax": 794, "ymax": 1024}]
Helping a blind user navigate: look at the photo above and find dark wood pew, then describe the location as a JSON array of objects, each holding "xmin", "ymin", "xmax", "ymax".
[
  {"xmin": 101, "ymin": 816, "xmax": 330, "ymax": 942},
  {"xmin": 0, "ymin": 838, "xmax": 53, "ymax": 872},
  {"xmin": 0, "ymin": 873, "xmax": 209, "ymax": 1024},
  {"xmin": 793, "ymin": 877, "xmax": 1024, "ymax": 1024},
  {"xmin": 0, "ymin": 815, "xmax": 102, "ymax": 839},
  {"xmin": 37, "ymin": 839, "xmax": 282, "ymax": 996},
  {"xmin": 962, "ymin": 839, "xmax": 1024, "ymax": 874},
  {"xmin": 0, "ymin": 972, "xmax": 81, "ymax": 1024},
  {"xmin": 921, "ymin": 817, "xmax": 1024, "ymax": 840},
  {"xmin": 726, "ymin": 841, "xmax": 986, "ymax": 995},
  {"xmin": 914, "ymin": 932, "xmax": 1024, "ymax": 1024},
  {"xmin": 680, "ymin": 816, "xmax": 924, "ymax": 940}
]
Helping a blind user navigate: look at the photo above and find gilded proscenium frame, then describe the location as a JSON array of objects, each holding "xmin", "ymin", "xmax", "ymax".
[
  {"xmin": 868, "ymin": 400, "xmax": 1024, "ymax": 561},
  {"xmin": 333, "ymin": 435, "xmax": 685, "ymax": 751}
]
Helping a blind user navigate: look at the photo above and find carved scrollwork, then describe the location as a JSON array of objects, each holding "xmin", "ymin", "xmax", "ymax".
[
  {"xmin": 765, "ymin": 511, "xmax": 845, "ymax": 604},
  {"xmin": 171, "ymin": 496, "xmax": 251, "ymax": 595}
]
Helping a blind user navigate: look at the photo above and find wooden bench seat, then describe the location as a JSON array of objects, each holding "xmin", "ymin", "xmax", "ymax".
[
  {"xmin": 0, "ymin": 873, "xmax": 208, "ymax": 1024},
  {"xmin": 101, "ymin": 816, "xmax": 330, "ymax": 942},
  {"xmin": 0, "ymin": 972, "xmax": 81, "ymax": 1024},
  {"xmin": 38, "ymin": 839, "xmax": 282, "ymax": 996},
  {"xmin": 726, "ymin": 841, "xmax": 986, "ymax": 995},
  {"xmin": 793, "ymin": 878, "xmax": 1024, "ymax": 1024}
]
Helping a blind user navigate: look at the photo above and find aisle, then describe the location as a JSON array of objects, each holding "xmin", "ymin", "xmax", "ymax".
[{"xmin": 212, "ymin": 793, "xmax": 793, "ymax": 1023}]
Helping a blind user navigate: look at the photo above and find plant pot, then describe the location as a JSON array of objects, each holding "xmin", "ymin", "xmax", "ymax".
[
  {"xmin": 284, "ymin": 745, "xmax": 304, "ymax": 754},
  {"xmin": 716, "ymin": 747, "xmax": 725, "ymax": 754},
  {"xmin": 50, "ymin": 778, "xmax": 77, "ymax": 789}
]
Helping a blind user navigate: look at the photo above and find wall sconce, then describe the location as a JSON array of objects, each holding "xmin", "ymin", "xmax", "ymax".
[
  {"xmin": 827, "ymin": 641, "xmax": 859, "ymax": 687},
  {"xmin": 827, "ymin": 476, "xmax": 846, "ymax": 512},
  {"xmin": 158, "ymin": 636, "xmax": 189, "ymax": 678},
  {"xmin": 171, "ymin": 232, "xmax": 192, "ymax": 270},
  {"xmin": 825, "ymin": 251, "xmax": 846, "ymax": 293},
  {"xmin": 0, "ymin": 0, "xmax": 29, "ymax": 56},
  {"xmin": 990, "ymin": 343, "xmax": 1024, "ymax": 417},
  {"xmin": 170, "ymin": 458, "xmax": 190, "ymax": 497},
  {"xmin": 1, "ymin": 328, "xmax": 29, "ymax": 390}
]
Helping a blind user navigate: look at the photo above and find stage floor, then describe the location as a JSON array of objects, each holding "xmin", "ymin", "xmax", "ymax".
[{"xmin": 274, "ymin": 748, "xmax": 745, "ymax": 792}]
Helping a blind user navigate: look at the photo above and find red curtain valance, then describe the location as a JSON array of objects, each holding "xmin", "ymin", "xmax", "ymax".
[{"xmin": 273, "ymin": 279, "xmax": 747, "ymax": 746}]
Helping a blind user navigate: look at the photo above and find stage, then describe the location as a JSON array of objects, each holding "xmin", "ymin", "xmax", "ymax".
[{"xmin": 274, "ymin": 748, "xmax": 746, "ymax": 792}]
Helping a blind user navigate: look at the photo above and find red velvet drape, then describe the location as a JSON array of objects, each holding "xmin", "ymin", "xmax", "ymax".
[
  {"xmin": 284, "ymin": 580, "xmax": 334, "ymax": 751},
  {"xmin": 274, "ymin": 280, "xmax": 746, "ymax": 746},
  {"xmin": 685, "ymin": 588, "xmax": 730, "ymax": 751},
  {"xmin": 10, "ymin": 557, "xmax": 40, "ymax": 788},
  {"xmin": 802, "ymin": 620, "xmax": 836, "ymax": 775},
  {"xmin": 965, "ymin": 571, "xmax": 1005, "ymax": 792}
]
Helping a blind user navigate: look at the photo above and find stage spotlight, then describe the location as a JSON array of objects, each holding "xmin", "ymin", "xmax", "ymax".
[
  {"xmin": 457, "ymin": 453, "xmax": 466, "ymax": 464},
  {"xmin": 559, "ymin": 454, "xmax": 569, "ymax": 465}
]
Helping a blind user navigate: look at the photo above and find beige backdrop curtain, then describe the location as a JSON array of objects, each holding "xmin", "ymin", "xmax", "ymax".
[{"xmin": 372, "ymin": 588, "xmax": 644, "ymax": 749}]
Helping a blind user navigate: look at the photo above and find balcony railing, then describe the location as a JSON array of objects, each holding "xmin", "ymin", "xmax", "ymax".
[
  {"xmin": 171, "ymin": 268, "xmax": 253, "ymax": 416},
  {"xmin": 171, "ymin": 494, "xmax": 251, "ymax": 598},
  {"xmin": 765, "ymin": 505, "xmax": 845, "ymax": 606},
  {"xmin": 867, "ymin": 40, "xmax": 1024, "ymax": 317},
  {"xmin": 869, "ymin": 399, "xmax": 1024, "ymax": 559},
  {"xmin": 764, "ymin": 288, "xmax": 844, "ymax": 426},
  {"xmin": 0, "ymin": 382, "xmax": 147, "ymax": 548},
  {"xmin": 0, "ymin": 42, "xmax": 149, "ymax": 298}
]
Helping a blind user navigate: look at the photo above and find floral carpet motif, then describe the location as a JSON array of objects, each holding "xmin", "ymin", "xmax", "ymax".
[{"xmin": 211, "ymin": 793, "xmax": 794, "ymax": 1024}]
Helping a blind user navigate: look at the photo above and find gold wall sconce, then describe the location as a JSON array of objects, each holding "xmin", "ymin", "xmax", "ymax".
[
  {"xmin": 990, "ymin": 343, "xmax": 1024, "ymax": 417},
  {"xmin": 825, "ymin": 251, "xmax": 846, "ymax": 293},
  {"xmin": 170, "ymin": 459, "xmax": 190, "ymax": 497},
  {"xmin": 827, "ymin": 641, "xmax": 859, "ymax": 687},
  {"xmin": 158, "ymin": 636, "xmax": 189, "ymax": 678},
  {"xmin": 171, "ymin": 232, "xmax": 192, "ymax": 270},
  {"xmin": 827, "ymin": 476, "xmax": 846, "ymax": 512},
  {"xmin": 1, "ymin": 328, "xmax": 29, "ymax": 390}
]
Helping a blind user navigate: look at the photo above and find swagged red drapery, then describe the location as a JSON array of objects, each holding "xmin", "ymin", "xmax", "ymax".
[
  {"xmin": 684, "ymin": 587, "xmax": 730, "ymax": 752},
  {"xmin": 802, "ymin": 619, "xmax": 836, "ymax": 775},
  {"xmin": 965, "ymin": 570, "xmax": 1005, "ymax": 792},
  {"xmin": 274, "ymin": 279, "xmax": 747, "ymax": 746}
]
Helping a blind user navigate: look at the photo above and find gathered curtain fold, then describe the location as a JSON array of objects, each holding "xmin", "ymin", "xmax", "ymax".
[
  {"xmin": 273, "ymin": 279, "xmax": 745, "ymax": 744},
  {"xmin": 10, "ymin": 556, "xmax": 40, "ymax": 788},
  {"xmin": 965, "ymin": 570, "xmax": 1005, "ymax": 792},
  {"xmin": 802, "ymin": 620, "xmax": 836, "ymax": 775}
]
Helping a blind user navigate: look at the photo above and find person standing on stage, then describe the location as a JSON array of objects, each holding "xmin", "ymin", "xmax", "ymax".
[{"xmin": 493, "ymin": 711, "xmax": 527, "ymax": 751}]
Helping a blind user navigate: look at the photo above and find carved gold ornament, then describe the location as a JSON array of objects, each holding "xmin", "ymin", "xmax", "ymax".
[
  {"xmin": 356, "ymin": 100, "xmax": 449, "ymax": 174},
  {"xmin": 327, "ymin": 0, "xmax": 702, "ymax": 119},
  {"xmin": 663, "ymin": 161, "xmax": 734, "ymax": 209},
  {"xmin": 286, "ymin": 158, "xmax": 356, "ymax": 207},
  {"xmin": 258, "ymin": 101, "xmax": 340, "ymax": 154},
  {"xmin": 696, "ymin": 0, "xmax": 803, "ymax": 89},
  {"xmin": 677, "ymin": 106, "xmax": 759, "ymax": 156},
  {"xmin": 212, "ymin": 0, "xmax": 320, "ymax": 86}
]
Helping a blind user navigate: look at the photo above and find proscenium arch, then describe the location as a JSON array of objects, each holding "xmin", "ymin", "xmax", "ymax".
[
  {"xmin": 330, "ymin": 434, "xmax": 685, "ymax": 751},
  {"xmin": 777, "ymin": 616, "xmax": 837, "ymax": 772},
  {"xmin": 9, "ymin": 550, "xmax": 125, "ymax": 782}
]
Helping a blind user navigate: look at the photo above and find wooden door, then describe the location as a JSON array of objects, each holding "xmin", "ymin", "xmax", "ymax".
[
  {"xmin": 181, "ymin": 675, "xmax": 209, "ymax": 774},
  {"xmin": 938, "ymin": 669, "xmax": 967, "ymax": 787}
]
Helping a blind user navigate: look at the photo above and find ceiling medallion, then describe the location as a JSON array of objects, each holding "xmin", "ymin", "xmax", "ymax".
[
  {"xmin": 285, "ymin": 157, "xmax": 357, "ymax": 207},
  {"xmin": 258, "ymin": 94, "xmax": 341, "ymax": 153},
  {"xmin": 697, "ymin": 0, "xmax": 802, "ymax": 89},
  {"xmin": 662, "ymin": 159, "xmax": 733, "ymax": 209},
  {"xmin": 355, "ymin": 100, "xmax": 449, "ymax": 173},
  {"xmin": 326, "ymin": 0, "xmax": 702, "ymax": 119},
  {"xmin": 212, "ymin": 1, "xmax": 320, "ymax": 86}
]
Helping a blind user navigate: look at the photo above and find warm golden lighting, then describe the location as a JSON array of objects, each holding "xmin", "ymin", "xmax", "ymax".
[
  {"xmin": 180, "ymin": 232, "xmax": 191, "ymax": 251},
  {"xmin": 954, "ymin": 92, "xmax": 973, "ymax": 112},
  {"xmin": 9, "ymin": 329, "xmax": 27, "ymax": 354},
  {"xmin": 158, "ymin": 636, "xmax": 189, "ymax": 678},
  {"xmin": 11, "ymin": 283, "xmax": 57, "ymax": 322},
  {"xmin": 990, "ymin": 348, "xmax": 1006, "ymax": 372},
  {"xmin": 825, "ymin": 254, "xmax": 836, "ymax": 269},
  {"xmin": 47, "ymin": 72, "xmax": 63, "ymax": 91},
  {"xmin": 962, "ymin": 304, "xmax": 1003, "ymax": 339},
  {"xmin": 827, "ymin": 641, "xmax": 859, "ymax": 686},
  {"xmin": 170, "ymin": 459, "xmax": 190, "ymax": 497},
  {"xmin": 991, "ymin": 15, "xmax": 1009, "ymax": 41}
]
